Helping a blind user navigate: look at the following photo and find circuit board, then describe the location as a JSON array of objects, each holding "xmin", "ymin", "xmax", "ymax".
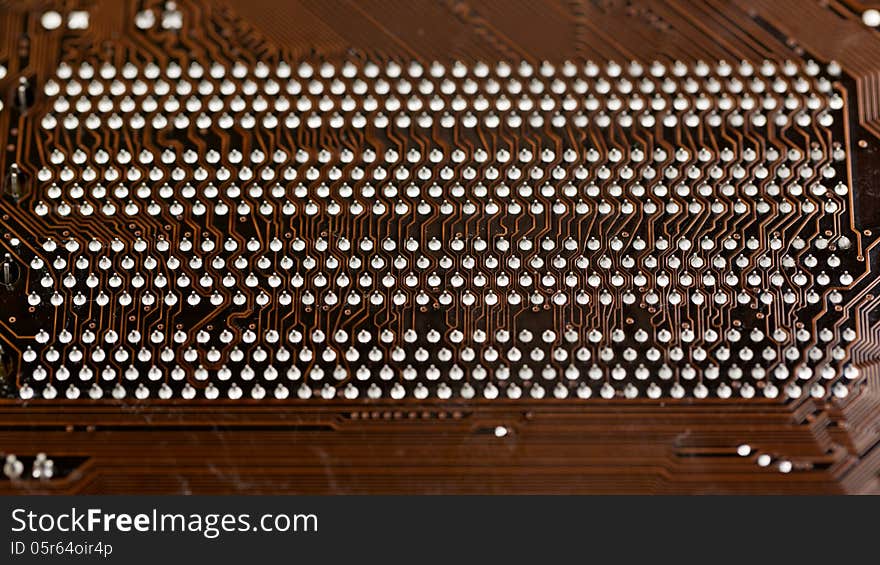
[{"xmin": 1, "ymin": 0, "xmax": 880, "ymax": 494}]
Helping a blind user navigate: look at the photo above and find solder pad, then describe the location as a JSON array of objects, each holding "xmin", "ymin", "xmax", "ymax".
[{"xmin": 1, "ymin": 0, "xmax": 880, "ymax": 494}]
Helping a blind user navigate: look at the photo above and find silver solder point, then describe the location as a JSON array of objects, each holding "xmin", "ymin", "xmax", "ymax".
[
  {"xmin": 16, "ymin": 77, "xmax": 29, "ymax": 112},
  {"xmin": 7, "ymin": 163, "xmax": 21, "ymax": 200}
]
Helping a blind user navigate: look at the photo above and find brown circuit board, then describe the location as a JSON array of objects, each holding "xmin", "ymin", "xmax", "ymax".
[{"xmin": 1, "ymin": 0, "xmax": 880, "ymax": 494}]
